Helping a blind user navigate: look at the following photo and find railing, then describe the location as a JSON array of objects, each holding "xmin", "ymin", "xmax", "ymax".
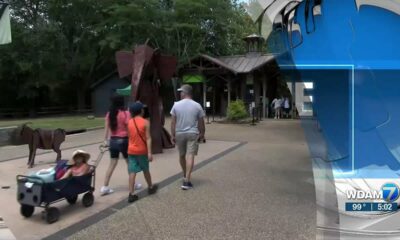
[
  {"xmin": 0, "ymin": 109, "xmax": 29, "ymax": 118},
  {"xmin": 0, "ymin": 107, "xmax": 93, "ymax": 119}
]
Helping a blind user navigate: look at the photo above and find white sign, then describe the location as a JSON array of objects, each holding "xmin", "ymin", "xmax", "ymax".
[{"xmin": 206, "ymin": 101, "xmax": 211, "ymax": 108}]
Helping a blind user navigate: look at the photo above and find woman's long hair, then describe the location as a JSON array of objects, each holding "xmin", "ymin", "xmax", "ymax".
[{"xmin": 109, "ymin": 96, "xmax": 125, "ymax": 131}]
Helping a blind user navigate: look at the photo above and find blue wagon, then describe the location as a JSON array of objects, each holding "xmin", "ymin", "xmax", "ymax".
[{"xmin": 16, "ymin": 145, "xmax": 107, "ymax": 224}]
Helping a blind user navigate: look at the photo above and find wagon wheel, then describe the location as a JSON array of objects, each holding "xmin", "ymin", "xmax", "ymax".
[
  {"xmin": 20, "ymin": 204, "xmax": 34, "ymax": 218},
  {"xmin": 82, "ymin": 192, "xmax": 94, "ymax": 207},
  {"xmin": 45, "ymin": 207, "xmax": 60, "ymax": 224},
  {"xmin": 66, "ymin": 195, "xmax": 78, "ymax": 205}
]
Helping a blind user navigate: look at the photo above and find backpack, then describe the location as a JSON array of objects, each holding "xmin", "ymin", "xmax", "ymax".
[{"xmin": 55, "ymin": 159, "xmax": 70, "ymax": 180}]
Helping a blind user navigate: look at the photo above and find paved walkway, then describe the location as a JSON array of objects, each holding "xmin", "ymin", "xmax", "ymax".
[
  {"xmin": 0, "ymin": 142, "xmax": 237, "ymax": 240},
  {"xmin": 67, "ymin": 120, "xmax": 316, "ymax": 240},
  {"xmin": 0, "ymin": 119, "xmax": 316, "ymax": 240}
]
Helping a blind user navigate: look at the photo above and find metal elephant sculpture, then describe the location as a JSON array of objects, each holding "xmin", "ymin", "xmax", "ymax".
[
  {"xmin": 19, "ymin": 123, "xmax": 66, "ymax": 168},
  {"xmin": 115, "ymin": 41, "xmax": 176, "ymax": 153}
]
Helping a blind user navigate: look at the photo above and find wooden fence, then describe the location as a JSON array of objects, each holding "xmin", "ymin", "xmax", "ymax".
[{"xmin": 0, "ymin": 107, "xmax": 93, "ymax": 119}]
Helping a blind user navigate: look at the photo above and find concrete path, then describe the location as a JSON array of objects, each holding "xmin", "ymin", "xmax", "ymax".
[
  {"xmin": 0, "ymin": 127, "xmax": 238, "ymax": 240},
  {"xmin": 0, "ymin": 119, "xmax": 316, "ymax": 240},
  {"xmin": 67, "ymin": 120, "xmax": 316, "ymax": 240}
]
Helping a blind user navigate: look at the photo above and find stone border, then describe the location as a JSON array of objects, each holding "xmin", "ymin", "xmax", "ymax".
[
  {"xmin": 0, "ymin": 126, "xmax": 19, "ymax": 147},
  {"xmin": 0, "ymin": 141, "xmax": 104, "ymax": 163},
  {"xmin": 0, "ymin": 217, "xmax": 16, "ymax": 240},
  {"xmin": 0, "ymin": 126, "xmax": 103, "ymax": 148}
]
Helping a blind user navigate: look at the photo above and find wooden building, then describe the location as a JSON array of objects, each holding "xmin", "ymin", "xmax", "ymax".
[
  {"xmin": 179, "ymin": 34, "xmax": 281, "ymax": 118},
  {"xmin": 90, "ymin": 71, "xmax": 130, "ymax": 116}
]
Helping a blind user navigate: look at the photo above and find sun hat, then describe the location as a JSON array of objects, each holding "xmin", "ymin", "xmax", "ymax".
[{"xmin": 67, "ymin": 150, "xmax": 91, "ymax": 165}]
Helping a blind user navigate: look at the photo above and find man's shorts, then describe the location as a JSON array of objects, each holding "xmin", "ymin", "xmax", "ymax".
[
  {"xmin": 109, "ymin": 137, "xmax": 128, "ymax": 159},
  {"xmin": 128, "ymin": 155, "xmax": 149, "ymax": 173},
  {"xmin": 176, "ymin": 132, "xmax": 199, "ymax": 157}
]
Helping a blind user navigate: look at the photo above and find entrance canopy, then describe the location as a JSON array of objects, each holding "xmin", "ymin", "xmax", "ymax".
[
  {"xmin": 183, "ymin": 74, "xmax": 205, "ymax": 83},
  {"xmin": 116, "ymin": 85, "xmax": 131, "ymax": 96},
  {"xmin": 180, "ymin": 53, "xmax": 276, "ymax": 76}
]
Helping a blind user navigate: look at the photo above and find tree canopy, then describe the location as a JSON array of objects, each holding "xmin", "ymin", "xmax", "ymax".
[{"xmin": 0, "ymin": 0, "xmax": 257, "ymax": 111}]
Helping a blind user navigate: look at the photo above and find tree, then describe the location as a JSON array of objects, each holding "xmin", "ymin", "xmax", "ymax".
[
  {"xmin": 0, "ymin": 0, "xmax": 259, "ymax": 112},
  {"xmin": 100, "ymin": 0, "xmax": 258, "ymax": 63},
  {"xmin": 47, "ymin": 0, "xmax": 117, "ymax": 110},
  {"xmin": 0, "ymin": 0, "xmax": 66, "ymax": 112}
]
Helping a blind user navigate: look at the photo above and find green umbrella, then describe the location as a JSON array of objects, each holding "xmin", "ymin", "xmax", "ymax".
[{"xmin": 116, "ymin": 85, "xmax": 131, "ymax": 96}]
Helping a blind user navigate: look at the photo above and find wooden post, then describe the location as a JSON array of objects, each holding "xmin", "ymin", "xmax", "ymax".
[
  {"xmin": 262, "ymin": 76, "xmax": 267, "ymax": 119},
  {"xmin": 235, "ymin": 81, "xmax": 239, "ymax": 100},
  {"xmin": 254, "ymin": 75, "xmax": 260, "ymax": 108},
  {"xmin": 291, "ymin": 79, "xmax": 296, "ymax": 119},
  {"xmin": 212, "ymin": 82, "xmax": 216, "ymax": 121},
  {"xmin": 227, "ymin": 79, "xmax": 231, "ymax": 106},
  {"xmin": 241, "ymin": 77, "xmax": 246, "ymax": 100},
  {"xmin": 203, "ymin": 81, "xmax": 207, "ymax": 109}
]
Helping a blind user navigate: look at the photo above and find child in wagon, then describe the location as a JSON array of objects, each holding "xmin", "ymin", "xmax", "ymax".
[{"xmin": 60, "ymin": 150, "xmax": 91, "ymax": 179}]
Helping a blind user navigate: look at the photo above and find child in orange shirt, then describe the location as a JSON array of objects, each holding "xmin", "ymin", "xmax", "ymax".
[{"xmin": 127, "ymin": 102, "xmax": 158, "ymax": 202}]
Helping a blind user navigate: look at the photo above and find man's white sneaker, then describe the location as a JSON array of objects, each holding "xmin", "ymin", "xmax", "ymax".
[{"xmin": 100, "ymin": 186, "xmax": 114, "ymax": 196}]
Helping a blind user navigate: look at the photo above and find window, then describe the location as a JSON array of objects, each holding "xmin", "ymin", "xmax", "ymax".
[
  {"xmin": 303, "ymin": 82, "xmax": 314, "ymax": 99},
  {"xmin": 303, "ymin": 102, "xmax": 313, "ymax": 112},
  {"xmin": 304, "ymin": 82, "xmax": 314, "ymax": 89},
  {"xmin": 304, "ymin": 88, "xmax": 313, "ymax": 97}
]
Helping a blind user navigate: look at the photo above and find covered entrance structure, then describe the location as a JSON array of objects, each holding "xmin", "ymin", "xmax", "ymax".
[{"xmin": 179, "ymin": 34, "xmax": 282, "ymax": 118}]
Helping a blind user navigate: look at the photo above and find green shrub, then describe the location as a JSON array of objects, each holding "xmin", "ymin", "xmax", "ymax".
[{"xmin": 227, "ymin": 100, "xmax": 248, "ymax": 121}]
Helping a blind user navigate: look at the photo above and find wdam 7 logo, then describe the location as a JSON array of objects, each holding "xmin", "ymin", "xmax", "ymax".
[{"xmin": 381, "ymin": 183, "xmax": 400, "ymax": 203}]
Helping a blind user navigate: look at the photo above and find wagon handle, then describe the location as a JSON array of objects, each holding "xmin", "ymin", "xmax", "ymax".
[
  {"xmin": 99, "ymin": 144, "xmax": 109, "ymax": 153},
  {"xmin": 88, "ymin": 144, "xmax": 109, "ymax": 170}
]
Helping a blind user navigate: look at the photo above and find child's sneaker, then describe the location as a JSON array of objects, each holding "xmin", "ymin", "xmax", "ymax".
[
  {"xmin": 148, "ymin": 184, "xmax": 158, "ymax": 195},
  {"xmin": 128, "ymin": 194, "xmax": 139, "ymax": 203},
  {"xmin": 100, "ymin": 186, "xmax": 114, "ymax": 196},
  {"xmin": 181, "ymin": 181, "xmax": 193, "ymax": 190},
  {"xmin": 135, "ymin": 183, "xmax": 142, "ymax": 190}
]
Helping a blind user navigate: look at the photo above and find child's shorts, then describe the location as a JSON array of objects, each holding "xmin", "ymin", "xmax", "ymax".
[{"xmin": 128, "ymin": 155, "xmax": 149, "ymax": 173}]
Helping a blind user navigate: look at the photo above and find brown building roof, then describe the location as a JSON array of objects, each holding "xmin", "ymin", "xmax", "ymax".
[{"xmin": 197, "ymin": 53, "xmax": 276, "ymax": 74}]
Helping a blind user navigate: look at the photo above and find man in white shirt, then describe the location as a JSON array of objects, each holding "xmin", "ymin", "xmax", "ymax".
[
  {"xmin": 283, "ymin": 97, "xmax": 290, "ymax": 118},
  {"xmin": 170, "ymin": 84, "xmax": 205, "ymax": 190},
  {"xmin": 271, "ymin": 97, "xmax": 282, "ymax": 119}
]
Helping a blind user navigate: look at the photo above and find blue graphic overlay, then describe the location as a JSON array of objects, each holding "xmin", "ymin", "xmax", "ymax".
[{"xmin": 267, "ymin": 0, "xmax": 400, "ymax": 178}]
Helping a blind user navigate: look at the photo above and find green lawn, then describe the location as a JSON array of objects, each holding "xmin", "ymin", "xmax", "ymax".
[{"xmin": 0, "ymin": 116, "xmax": 104, "ymax": 130}]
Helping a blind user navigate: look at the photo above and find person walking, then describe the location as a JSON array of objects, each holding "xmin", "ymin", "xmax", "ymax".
[
  {"xmin": 101, "ymin": 96, "xmax": 135, "ymax": 195},
  {"xmin": 271, "ymin": 97, "xmax": 282, "ymax": 119},
  {"xmin": 127, "ymin": 102, "xmax": 158, "ymax": 202},
  {"xmin": 283, "ymin": 97, "xmax": 290, "ymax": 118},
  {"xmin": 170, "ymin": 84, "xmax": 205, "ymax": 190}
]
